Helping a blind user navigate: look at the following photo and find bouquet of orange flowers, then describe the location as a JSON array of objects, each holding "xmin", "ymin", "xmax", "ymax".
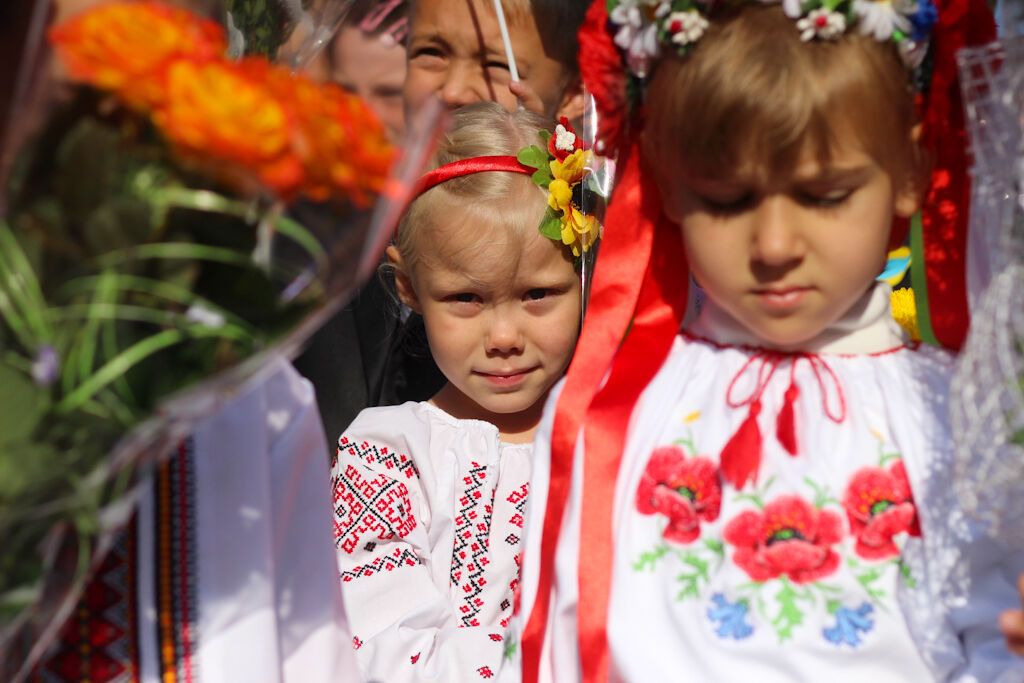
[{"xmin": 0, "ymin": 1, "xmax": 423, "ymax": 662}]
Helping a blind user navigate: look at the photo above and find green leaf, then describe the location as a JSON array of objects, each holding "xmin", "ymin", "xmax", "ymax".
[
  {"xmin": 771, "ymin": 580, "xmax": 805, "ymax": 642},
  {"xmin": 703, "ymin": 538, "xmax": 725, "ymax": 557},
  {"xmin": 633, "ymin": 544, "xmax": 669, "ymax": 572},
  {"xmin": 531, "ymin": 168, "xmax": 553, "ymax": 189},
  {"xmin": 538, "ymin": 129, "xmax": 552, "ymax": 145},
  {"xmin": 538, "ymin": 212, "xmax": 563, "ymax": 241},
  {"xmin": 516, "ymin": 145, "xmax": 549, "ymax": 170}
]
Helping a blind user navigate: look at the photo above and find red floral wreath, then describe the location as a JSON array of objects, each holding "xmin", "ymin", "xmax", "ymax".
[
  {"xmin": 842, "ymin": 460, "xmax": 920, "ymax": 560},
  {"xmin": 724, "ymin": 495, "xmax": 843, "ymax": 584},
  {"xmin": 636, "ymin": 446, "xmax": 722, "ymax": 544}
]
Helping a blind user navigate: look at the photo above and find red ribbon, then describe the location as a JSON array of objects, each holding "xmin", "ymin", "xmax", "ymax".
[
  {"xmin": 919, "ymin": 0, "xmax": 995, "ymax": 349},
  {"xmin": 520, "ymin": 138, "xmax": 683, "ymax": 682},
  {"xmin": 413, "ymin": 156, "xmax": 534, "ymax": 196}
]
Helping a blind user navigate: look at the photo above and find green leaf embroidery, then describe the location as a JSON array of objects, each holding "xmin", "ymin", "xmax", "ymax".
[
  {"xmin": 516, "ymin": 145, "xmax": 549, "ymax": 170},
  {"xmin": 771, "ymin": 580, "xmax": 806, "ymax": 642},
  {"xmin": 503, "ymin": 637, "xmax": 518, "ymax": 661},
  {"xmin": 703, "ymin": 538, "xmax": 725, "ymax": 557},
  {"xmin": 898, "ymin": 559, "xmax": 918, "ymax": 589},
  {"xmin": 675, "ymin": 551, "xmax": 710, "ymax": 601},
  {"xmin": 802, "ymin": 476, "xmax": 839, "ymax": 509},
  {"xmin": 854, "ymin": 565, "xmax": 887, "ymax": 603},
  {"xmin": 633, "ymin": 544, "xmax": 670, "ymax": 572}
]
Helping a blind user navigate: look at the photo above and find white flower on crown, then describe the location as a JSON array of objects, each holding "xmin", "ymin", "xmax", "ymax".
[
  {"xmin": 796, "ymin": 8, "xmax": 847, "ymax": 41},
  {"xmin": 554, "ymin": 123, "xmax": 577, "ymax": 153},
  {"xmin": 666, "ymin": 10, "xmax": 710, "ymax": 46},
  {"xmin": 852, "ymin": 0, "xmax": 913, "ymax": 41},
  {"xmin": 763, "ymin": 0, "xmax": 806, "ymax": 20},
  {"xmin": 610, "ymin": 0, "xmax": 671, "ymax": 78}
]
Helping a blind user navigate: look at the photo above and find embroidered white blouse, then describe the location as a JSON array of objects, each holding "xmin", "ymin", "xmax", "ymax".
[
  {"xmin": 331, "ymin": 401, "xmax": 530, "ymax": 682},
  {"xmin": 505, "ymin": 284, "xmax": 1024, "ymax": 683}
]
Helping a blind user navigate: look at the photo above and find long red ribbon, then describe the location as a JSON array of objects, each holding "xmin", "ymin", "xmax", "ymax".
[
  {"xmin": 920, "ymin": 0, "xmax": 995, "ymax": 350},
  {"xmin": 577, "ymin": 196, "xmax": 688, "ymax": 681},
  {"xmin": 520, "ymin": 139, "xmax": 661, "ymax": 682}
]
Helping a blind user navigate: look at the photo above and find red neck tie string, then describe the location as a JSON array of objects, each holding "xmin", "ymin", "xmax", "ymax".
[{"xmin": 720, "ymin": 351, "xmax": 847, "ymax": 489}]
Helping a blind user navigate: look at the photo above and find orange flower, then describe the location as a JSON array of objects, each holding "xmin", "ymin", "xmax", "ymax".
[
  {"xmin": 50, "ymin": 1, "xmax": 226, "ymax": 109},
  {"xmin": 154, "ymin": 58, "xmax": 304, "ymax": 196},
  {"xmin": 265, "ymin": 72, "xmax": 394, "ymax": 205}
]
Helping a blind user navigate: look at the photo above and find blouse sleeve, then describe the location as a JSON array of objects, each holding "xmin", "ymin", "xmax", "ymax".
[{"xmin": 331, "ymin": 411, "xmax": 507, "ymax": 683}]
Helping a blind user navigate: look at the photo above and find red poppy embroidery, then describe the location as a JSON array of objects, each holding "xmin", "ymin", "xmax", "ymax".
[
  {"xmin": 636, "ymin": 446, "xmax": 722, "ymax": 544},
  {"xmin": 724, "ymin": 495, "xmax": 843, "ymax": 584},
  {"xmin": 842, "ymin": 460, "xmax": 920, "ymax": 559}
]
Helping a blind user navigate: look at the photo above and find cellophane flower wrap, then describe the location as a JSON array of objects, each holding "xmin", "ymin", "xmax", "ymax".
[{"xmin": 0, "ymin": 1, "xmax": 432, "ymax": 673}]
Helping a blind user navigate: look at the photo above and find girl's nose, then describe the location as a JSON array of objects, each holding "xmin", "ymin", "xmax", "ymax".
[
  {"xmin": 486, "ymin": 314, "xmax": 524, "ymax": 355},
  {"xmin": 439, "ymin": 62, "xmax": 479, "ymax": 109},
  {"xmin": 751, "ymin": 196, "xmax": 805, "ymax": 268}
]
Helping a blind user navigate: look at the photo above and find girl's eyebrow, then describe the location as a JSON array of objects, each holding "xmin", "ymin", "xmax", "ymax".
[{"xmin": 795, "ymin": 165, "xmax": 873, "ymax": 186}]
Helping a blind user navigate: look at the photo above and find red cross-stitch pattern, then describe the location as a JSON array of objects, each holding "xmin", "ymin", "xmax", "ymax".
[
  {"xmin": 451, "ymin": 461, "xmax": 495, "ymax": 628},
  {"xmin": 340, "ymin": 548, "xmax": 420, "ymax": 582},
  {"xmin": 333, "ymin": 463, "xmax": 416, "ymax": 554},
  {"xmin": 338, "ymin": 437, "xmax": 419, "ymax": 479},
  {"xmin": 478, "ymin": 666, "xmax": 494, "ymax": 678},
  {"xmin": 507, "ymin": 482, "xmax": 529, "ymax": 529}
]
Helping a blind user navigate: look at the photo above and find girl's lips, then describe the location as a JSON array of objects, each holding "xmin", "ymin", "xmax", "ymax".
[
  {"xmin": 753, "ymin": 286, "xmax": 811, "ymax": 311},
  {"xmin": 475, "ymin": 368, "xmax": 536, "ymax": 386}
]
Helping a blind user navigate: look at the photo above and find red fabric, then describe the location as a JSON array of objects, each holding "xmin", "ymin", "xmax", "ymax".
[
  {"xmin": 719, "ymin": 400, "xmax": 764, "ymax": 489},
  {"xmin": 919, "ymin": 0, "xmax": 995, "ymax": 349},
  {"xmin": 776, "ymin": 381, "xmax": 800, "ymax": 456},
  {"xmin": 578, "ymin": 0, "xmax": 629, "ymax": 155},
  {"xmin": 577, "ymin": 196, "xmax": 688, "ymax": 682},
  {"xmin": 413, "ymin": 156, "xmax": 533, "ymax": 196},
  {"xmin": 520, "ymin": 139, "xmax": 667, "ymax": 683}
]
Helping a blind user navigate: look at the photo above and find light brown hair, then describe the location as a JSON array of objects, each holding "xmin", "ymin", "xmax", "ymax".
[
  {"xmin": 643, "ymin": 5, "xmax": 926, "ymax": 191},
  {"xmin": 395, "ymin": 101, "xmax": 551, "ymax": 273}
]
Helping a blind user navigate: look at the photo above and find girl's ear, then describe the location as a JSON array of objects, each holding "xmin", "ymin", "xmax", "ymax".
[
  {"xmin": 386, "ymin": 245, "xmax": 422, "ymax": 313},
  {"xmin": 556, "ymin": 76, "xmax": 586, "ymax": 122}
]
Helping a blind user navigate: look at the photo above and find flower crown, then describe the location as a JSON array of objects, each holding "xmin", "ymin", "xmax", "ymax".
[
  {"xmin": 415, "ymin": 118, "xmax": 602, "ymax": 259},
  {"xmin": 612, "ymin": 0, "xmax": 938, "ymax": 79}
]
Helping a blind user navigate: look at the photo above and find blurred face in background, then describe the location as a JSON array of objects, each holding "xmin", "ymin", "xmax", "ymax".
[{"xmin": 331, "ymin": 25, "xmax": 407, "ymax": 140}]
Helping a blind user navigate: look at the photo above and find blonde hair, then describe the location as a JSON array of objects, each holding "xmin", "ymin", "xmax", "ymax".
[
  {"xmin": 396, "ymin": 101, "xmax": 551, "ymax": 273},
  {"xmin": 643, "ymin": 5, "xmax": 925, "ymax": 191}
]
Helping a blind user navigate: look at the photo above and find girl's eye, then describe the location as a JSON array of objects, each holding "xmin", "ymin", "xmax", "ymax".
[
  {"xmin": 410, "ymin": 46, "xmax": 444, "ymax": 62},
  {"xmin": 698, "ymin": 193, "xmax": 755, "ymax": 214},
  {"xmin": 525, "ymin": 288, "xmax": 550, "ymax": 301},
  {"xmin": 451, "ymin": 292, "xmax": 479, "ymax": 304},
  {"xmin": 486, "ymin": 60, "xmax": 510, "ymax": 72},
  {"xmin": 798, "ymin": 190, "xmax": 853, "ymax": 208}
]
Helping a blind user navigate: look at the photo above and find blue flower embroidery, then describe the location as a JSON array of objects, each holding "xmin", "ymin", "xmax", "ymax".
[
  {"xmin": 823, "ymin": 603, "xmax": 875, "ymax": 647},
  {"xmin": 707, "ymin": 593, "xmax": 754, "ymax": 640}
]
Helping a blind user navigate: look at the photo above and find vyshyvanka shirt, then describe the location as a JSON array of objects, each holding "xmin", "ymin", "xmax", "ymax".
[
  {"xmin": 332, "ymin": 401, "xmax": 530, "ymax": 682},
  {"xmin": 505, "ymin": 283, "xmax": 1024, "ymax": 683}
]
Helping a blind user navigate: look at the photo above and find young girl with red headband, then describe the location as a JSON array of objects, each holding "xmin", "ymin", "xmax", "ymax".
[
  {"xmin": 330, "ymin": 102, "xmax": 598, "ymax": 682},
  {"xmin": 503, "ymin": 2, "xmax": 1024, "ymax": 681}
]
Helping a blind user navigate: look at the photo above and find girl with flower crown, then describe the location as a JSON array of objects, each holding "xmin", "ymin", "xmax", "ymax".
[
  {"xmin": 499, "ymin": 1, "xmax": 1024, "ymax": 681},
  {"xmin": 330, "ymin": 102, "xmax": 599, "ymax": 682}
]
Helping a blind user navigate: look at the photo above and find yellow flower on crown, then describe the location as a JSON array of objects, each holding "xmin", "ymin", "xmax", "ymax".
[
  {"xmin": 550, "ymin": 149, "xmax": 589, "ymax": 185},
  {"xmin": 561, "ymin": 206, "xmax": 600, "ymax": 257},
  {"xmin": 890, "ymin": 287, "xmax": 920, "ymax": 341}
]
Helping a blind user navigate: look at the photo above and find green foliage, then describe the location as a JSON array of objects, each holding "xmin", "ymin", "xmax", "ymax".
[
  {"xmin": 0, "ymin": 89, "xmax": 327, "ymax": 630},
  {"xmin": 224, "ymin": 0, "xmax": 295, "ymax": 59},
  {"xmin": 633, "ymin": 544, "xmax": 669, "ymax": 572}
]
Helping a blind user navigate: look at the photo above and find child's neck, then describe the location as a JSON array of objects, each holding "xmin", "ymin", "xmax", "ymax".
[
  {"xmin": 429, "ymin": 384, "xmax": 544, "ymax": 445},
  {"xmin": 688, "ymin": 282, "xmax": 906, "ymax": 354}
]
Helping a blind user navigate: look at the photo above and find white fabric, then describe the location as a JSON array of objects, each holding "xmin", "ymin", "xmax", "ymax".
[
  {"xmin": 504, "ymin": 289, "xmax": 1024, "ymax": 683},
  {"xmin": 134, "ymin": 357, "xmax": 357, "ymax": 682},
  {"xmin": 332, "ymin": 401, "xmax": 532, "ymax": 682}
]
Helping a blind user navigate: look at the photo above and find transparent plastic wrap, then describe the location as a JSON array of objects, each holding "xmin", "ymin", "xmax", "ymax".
[
  {"xmin": 0, "ymin": 1, "xmax": 439, "ymax": 677},
  {"xmin": 948, "ymin": 34, "xmax": 1024, "ymax": 552}
]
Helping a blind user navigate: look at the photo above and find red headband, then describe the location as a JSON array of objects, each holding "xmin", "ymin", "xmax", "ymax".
[{"xmin": 413, "ymin": 156, "xmax": 535, "ymax": 196}]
